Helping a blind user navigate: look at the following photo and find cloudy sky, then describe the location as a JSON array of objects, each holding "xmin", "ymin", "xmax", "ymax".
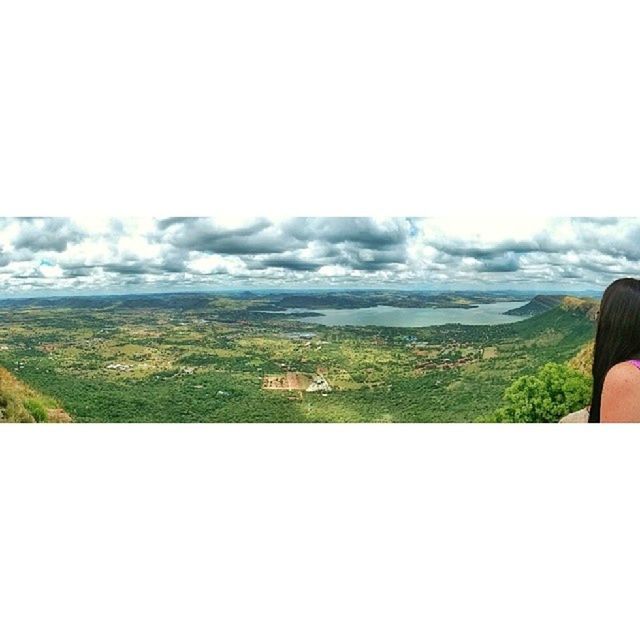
[{"xmin": 0, "ymin": 216, "xmax": 638, "ymax": 296}]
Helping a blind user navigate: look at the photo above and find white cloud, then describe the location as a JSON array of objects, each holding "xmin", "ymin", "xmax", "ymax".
[{"xmin": 0, "ymin": 215, "xmax": 636, "ymax": 295}]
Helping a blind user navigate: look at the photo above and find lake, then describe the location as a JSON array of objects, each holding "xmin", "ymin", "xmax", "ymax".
[{"xmin": 280, "ymin": 300, "xmax": 528, "ymax": 327}]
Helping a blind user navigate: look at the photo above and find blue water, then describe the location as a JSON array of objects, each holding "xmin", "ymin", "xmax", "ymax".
[{"xmin": 281, "ymin": 300, "xmax": 527, "ymax": 327}]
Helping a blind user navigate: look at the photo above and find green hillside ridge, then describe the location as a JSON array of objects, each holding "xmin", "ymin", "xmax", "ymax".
[
  {"xmin": 505, "ymin": 294, "xmax": 599, "ymax": 319},
  {"xmin": 0, "ymin": 366, "xmax": 71, "ymax": 423},
  {"xmin": 504, "ymin": 294, "xmax": 566, "ymax": 316}
]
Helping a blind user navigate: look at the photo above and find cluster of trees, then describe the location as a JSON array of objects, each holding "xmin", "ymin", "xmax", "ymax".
[{"xmin": 489, "ymin": 363, "xmax": 591, "ymax": 422}]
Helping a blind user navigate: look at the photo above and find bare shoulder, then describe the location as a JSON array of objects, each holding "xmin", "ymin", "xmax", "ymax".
[
  {"xmin": 603, "ymin": 361, "xmax": 640, "ymax": 390},
  {"xmin": 601, "ymin": 362, "xmax": 640, "ymax": 422}
]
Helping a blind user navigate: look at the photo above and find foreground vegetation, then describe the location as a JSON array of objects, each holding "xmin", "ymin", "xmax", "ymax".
[
  {"xmin": 0, "ymin": 365, "xmax": 70, "ymax": 422},
  {"xmin": 490, "ymin": 363, "xmax": 591, "ymax": 422},
  {"xmin": 0, "ymin": 293, "xmax": 597, "ymax": 422}
]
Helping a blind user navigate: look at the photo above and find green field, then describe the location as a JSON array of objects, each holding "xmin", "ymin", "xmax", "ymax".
[{"xmin": 0, "ymin": 292, "xmax": 597, "ymax": 422}]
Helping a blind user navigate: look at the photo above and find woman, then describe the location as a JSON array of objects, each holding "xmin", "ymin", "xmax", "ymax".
[{"xmin": 589, "ymin": 277, "xmax": 640, "ymax": 422}]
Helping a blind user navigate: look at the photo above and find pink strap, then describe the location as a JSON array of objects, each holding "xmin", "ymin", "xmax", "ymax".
[{"xmin": 628, "ymin": 359, "xmax": 640, "ymax": 369}]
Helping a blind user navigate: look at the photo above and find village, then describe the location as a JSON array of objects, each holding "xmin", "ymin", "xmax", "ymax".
[
  {"xmin": 261, "ymin": 370, "xmax": 332, "ymax": 394},
  {"xmin": 409, "ymin": 340, "xmax": 496, "ymax": 372}
]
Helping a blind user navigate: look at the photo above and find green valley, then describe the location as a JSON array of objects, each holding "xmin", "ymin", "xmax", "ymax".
[{"xmin": 0, "ymin": 291, "xmax": 597, "ymax": 423}]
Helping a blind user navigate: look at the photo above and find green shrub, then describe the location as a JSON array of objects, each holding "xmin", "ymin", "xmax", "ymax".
[{"xmin": 490, "ymin": 363, "xmax": 591, "ymax": 423}]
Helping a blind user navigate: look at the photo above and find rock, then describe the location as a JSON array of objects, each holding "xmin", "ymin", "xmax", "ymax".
[{"xmin": 559, "ymin": 408, "xmax": 590, "ymax": 423}]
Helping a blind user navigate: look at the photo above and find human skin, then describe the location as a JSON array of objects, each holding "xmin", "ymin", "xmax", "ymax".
[{"xmin": 600, "ymin": 362, "xmax": 640, "ymax": 422}]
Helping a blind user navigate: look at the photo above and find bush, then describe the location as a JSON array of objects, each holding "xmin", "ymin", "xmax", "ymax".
[
  {"xmin": 491, "ymin": 363, "xmax": 591, "ymax": 423},
  {"xmin": 24, "ymin": 398, "xmax": 48, "ymax": 422}
]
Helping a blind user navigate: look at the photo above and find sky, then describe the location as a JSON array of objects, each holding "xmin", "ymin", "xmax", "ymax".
[{"xmin": 0, "ymin": 216, "xmax": 637, "ymax": 297}]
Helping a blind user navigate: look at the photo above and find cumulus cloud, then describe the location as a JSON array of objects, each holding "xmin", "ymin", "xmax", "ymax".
[
  {"xmin": 12, "ymin": 218, "xmax": 86, "ymax": 253},
  {"xmin": 154, "ymin": 217, "xmax": 286, "ymax": 254},
  {"xmin": 282, "ymin": 217, "xmax": 410, "ymax": 249},
  {"xmin": 0, "ymin": 215, "xmax": 638, "ymax": 295},
  {"xmin": 477, "ymin": 252, "xmax": 521, "ymax": 272},
  {"xmin": 257, "ymin": 256, "xmax": 323, "ymax": 272}
]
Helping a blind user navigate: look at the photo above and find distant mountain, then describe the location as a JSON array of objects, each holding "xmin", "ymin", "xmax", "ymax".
[
  {"xmin": 0, "ymin": 290, "xmax": 526, "ymax": 313},
  {"xmin": 506, "ymin": 294, "xmax": 600, "ymax": 319},
  {"xmin": 0, "ymin": 366, "xmax": 71, "ymax": 423},
  {"xmin": 505, "ymin": 295, "xmax": 566, "ymax": 316}
]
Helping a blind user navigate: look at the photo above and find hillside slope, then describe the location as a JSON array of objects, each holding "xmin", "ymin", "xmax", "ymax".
[
  {"xmin": 0, "ymin": 366, "xmax": 71, "ymax": 423},
  {"xmin": 559, "ymin": 296, "xmax": 599, "ymax": 321},
  {"xmin": 568, "ymin": 341, "xmax": 594, "ymax": 376},
  {"xmin": 505, "ymin": 294, "xmax": 600, "ymax": 320},
  {"xmin": 504, "ymin": 294, "xmax": 566, "ymax": 316}
]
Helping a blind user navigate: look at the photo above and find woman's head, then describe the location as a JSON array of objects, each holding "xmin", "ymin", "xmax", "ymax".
[{"xmin": 589, "ymin": 277, "xmax": 640, "ymax": 422}]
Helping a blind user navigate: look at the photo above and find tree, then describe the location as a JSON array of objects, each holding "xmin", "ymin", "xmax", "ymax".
[{"xmin": 491, "ymin": 363, "xmax": 591, "ymax": 423}]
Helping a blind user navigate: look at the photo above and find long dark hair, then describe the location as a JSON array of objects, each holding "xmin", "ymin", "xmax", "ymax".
[{"xmin": 589, "ymin": 278, "xmax": 640, "ymax": 422}]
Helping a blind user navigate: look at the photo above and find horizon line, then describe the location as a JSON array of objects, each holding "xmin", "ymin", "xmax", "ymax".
[{"xmin": 0, "ymin": 286, "xmax": 605, "ymax": 302}]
